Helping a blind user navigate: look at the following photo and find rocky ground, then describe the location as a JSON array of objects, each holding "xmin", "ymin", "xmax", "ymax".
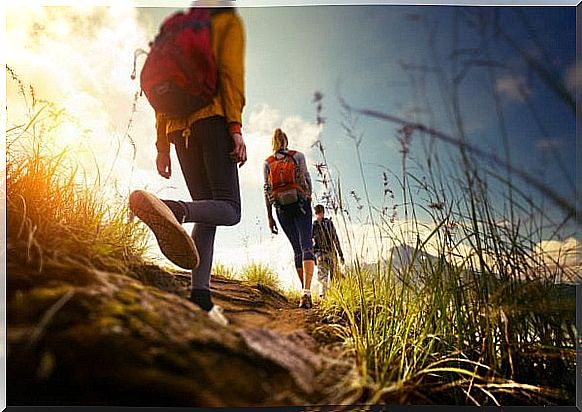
[{"xmin": 7, "ymin": 263, "xmax": 357, "ymax": 407}]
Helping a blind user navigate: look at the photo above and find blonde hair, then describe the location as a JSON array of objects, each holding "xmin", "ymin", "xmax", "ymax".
[{"xmin": 272, "ymin": 128, "xmax": 288, "ymax": 153}]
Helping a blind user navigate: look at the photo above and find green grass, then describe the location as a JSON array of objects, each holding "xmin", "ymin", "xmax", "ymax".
[
  {"xmin": 314, "ymin": 161, "xmax": 577, "ymax": 405},
  {"xmin": 312, "ymin": 80, "xmax": 577, "ymax": 404},
  {"xmin": 319, "ymin": 253, "xmax": 575, "ymax": 404}
]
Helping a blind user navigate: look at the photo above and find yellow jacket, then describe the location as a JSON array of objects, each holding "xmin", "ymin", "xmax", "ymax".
[{"xmin": 155, "ymin": 10, "xmax": 245, "ymax": 153}]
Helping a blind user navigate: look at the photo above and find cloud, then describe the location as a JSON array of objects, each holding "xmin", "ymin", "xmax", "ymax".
[
  {"xmin": 246, "ymin": 104, "xmax": 282, "ymax": 136},
  {"xmin": 529, "ymin": 237, "xmax": 580, "ymax": 282},
  {"xmin": 7, "ymin": 4, "xmax": 156, "ymax": 192},
  {"xmin": 495, "ymin": 75, "xmax": 532, "ymax": 103},
  {"xmin": 279, "ymin": 115, "xmax": 320, "ymax": 153},
  {"xmin": 534, "ymin": 237, "xmax": 580, "ymax": 267},
  {"xmin": 245, "ymin": 104, "xmax": 320, "ymax": 152}
]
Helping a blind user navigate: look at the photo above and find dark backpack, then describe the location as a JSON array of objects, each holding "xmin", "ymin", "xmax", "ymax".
[{"xmin": 139, "ymin": 8, "xmax": 216, "ymax": 118}]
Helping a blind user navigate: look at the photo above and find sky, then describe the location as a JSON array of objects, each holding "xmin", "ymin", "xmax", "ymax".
[{"xmin": 4, "ymin": 1, "xmax": 580, "ymax": 289}]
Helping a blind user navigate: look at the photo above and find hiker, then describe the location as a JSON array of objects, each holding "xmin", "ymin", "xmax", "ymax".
[
  {"xmin": 129, "ymin": 3, "xmax": 245, "ymax": 326},
  {"xmin": 312, "ymin": 204, "xmax": 345, "ymax": 298},
  {"xmin": 264, "ymin": 128, "xmax": 315, "ymax": 309}
]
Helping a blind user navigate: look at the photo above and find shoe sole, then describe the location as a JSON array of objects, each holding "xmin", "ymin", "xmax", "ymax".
[{"xmin": 129, "ymin": 190, "xmax": 199, "ymax": 270}]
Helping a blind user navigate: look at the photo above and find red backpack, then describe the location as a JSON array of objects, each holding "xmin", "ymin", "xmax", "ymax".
[
  {"xmin": 139, "ymin": 8, "xmax": 216, "ymax": 118},
  {"xmin": 267, "ymin": 150, "xmax": 304, "ymax": 206}
]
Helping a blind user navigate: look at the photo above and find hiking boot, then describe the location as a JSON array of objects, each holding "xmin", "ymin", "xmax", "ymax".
[
  {"xmin": 208, "ymin": 305, "xmax": 229, "ymax": 326},
  {"xmin": 299, "ymin": 294, "xmax": 313, "ymax": 309},
  {"xmin": 129, "ymin": 190, "xmax": 199, "ymax": 270}
]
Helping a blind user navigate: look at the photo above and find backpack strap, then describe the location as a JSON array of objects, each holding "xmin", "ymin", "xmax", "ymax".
[
  {"xmin": 286, "ymin": 150, "xmax": 307, "ymax": 194},
  {"xmin": 278, "ymin": 150, "xmax": 299, "ymax": 165},
  {"xmin": 268, "ymin": 150, "xmax": 298, "ymax": 165}
]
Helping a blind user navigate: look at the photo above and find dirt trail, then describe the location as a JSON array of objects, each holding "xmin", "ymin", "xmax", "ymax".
[
  {"xmin": 173, "ymin": 272, "xmax": 313, "ymax": 334},
  {"xmin": 169, "ymin": 270, "xmax": 357, "ymax": 403}
]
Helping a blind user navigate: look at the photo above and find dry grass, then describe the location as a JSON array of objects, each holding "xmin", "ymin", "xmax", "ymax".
[
  {"xmin": 7, "ymin": 68, "xmax": 148, "ymax": 278},
  {"xmin": 212, "ymin": 262, "xmax": 238, "ymax": 280}
]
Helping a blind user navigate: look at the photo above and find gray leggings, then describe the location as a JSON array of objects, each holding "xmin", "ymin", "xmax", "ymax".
[{"xmin": 164, "ymin": 116, "xmax": 241, "ymax": 291}]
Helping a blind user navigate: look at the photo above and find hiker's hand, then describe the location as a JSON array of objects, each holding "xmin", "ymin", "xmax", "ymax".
[
  {"xmin": 156, "ymin": 152, "xmax": 171, "ymax": 179},
  {"xmin": 268, "ymin": 217, "xmax": 278, "ymax": 235},
  {"xmin": 230, "ymin": 133, "xmax": 247, "ymax": 167}
]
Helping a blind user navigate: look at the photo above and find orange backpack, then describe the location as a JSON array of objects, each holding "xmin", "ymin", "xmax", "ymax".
[{"xmin": 267, "ymin": 150, "xmax": 303, "ymax": 206}]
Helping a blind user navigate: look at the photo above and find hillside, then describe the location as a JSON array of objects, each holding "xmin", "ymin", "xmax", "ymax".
[{"xmin": 7, "ymin": 263, "xmax": 355, "ymax": 407}]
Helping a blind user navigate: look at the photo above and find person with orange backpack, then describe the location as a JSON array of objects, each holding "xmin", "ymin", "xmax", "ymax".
[
  {"xmin": 129, "ymin": 2, "xmax": 245, "ymax": 326},
  {"xmin": 264, "ymin": 128, "xmax": 315, "ymax": 309}
]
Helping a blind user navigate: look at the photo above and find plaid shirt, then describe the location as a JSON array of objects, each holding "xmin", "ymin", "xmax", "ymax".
[{"xmin": 313, "ymin": 217, "xmax": 343, "ymax": 258}]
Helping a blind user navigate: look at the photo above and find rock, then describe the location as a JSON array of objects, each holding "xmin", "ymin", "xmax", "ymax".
[
  {"xmin": 7, "ymin": 265, "xmax": 324, "ymax": 406},
  {"xmin": 239, "ymin": 328, "xmax": 322, "ymax": 394}
]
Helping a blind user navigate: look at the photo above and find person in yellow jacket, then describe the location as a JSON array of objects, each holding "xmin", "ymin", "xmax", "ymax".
[{"xmin": 130, "ymin": 3, "xmax": 245, "ymax": 326}]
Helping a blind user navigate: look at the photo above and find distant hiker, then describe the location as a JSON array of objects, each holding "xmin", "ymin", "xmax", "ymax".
[
  {"xmin": 264, "ymin": 128, "xmax": 315, "ymax": 309},
  {"xmin": 129, "ymin": 2, "xmax": 245, "ymax": 326},
  {"xmin": 313, "ymin": 204, "xmax": 344, "ymax": 298}
]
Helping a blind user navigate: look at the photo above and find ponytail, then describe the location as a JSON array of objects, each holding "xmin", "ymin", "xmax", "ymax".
[{"xmin": 272, "ymin": 128, "xmax": 288, "ymax": 153}]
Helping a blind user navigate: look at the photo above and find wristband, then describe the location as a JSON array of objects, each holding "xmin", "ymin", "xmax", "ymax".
[{"xmin": 228, "ymin": 122, "xmax": 242, "ymax": 136}]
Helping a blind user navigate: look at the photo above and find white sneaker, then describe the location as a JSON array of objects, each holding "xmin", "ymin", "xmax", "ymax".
[{"xmin": 208, "ymin": 305, "xmax": 229, "ymax": 326}]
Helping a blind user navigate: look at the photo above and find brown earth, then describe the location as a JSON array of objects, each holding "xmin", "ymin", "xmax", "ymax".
[{"xmin": 7, "ymin": 262, "xmax": 358, "ymax": 407}]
